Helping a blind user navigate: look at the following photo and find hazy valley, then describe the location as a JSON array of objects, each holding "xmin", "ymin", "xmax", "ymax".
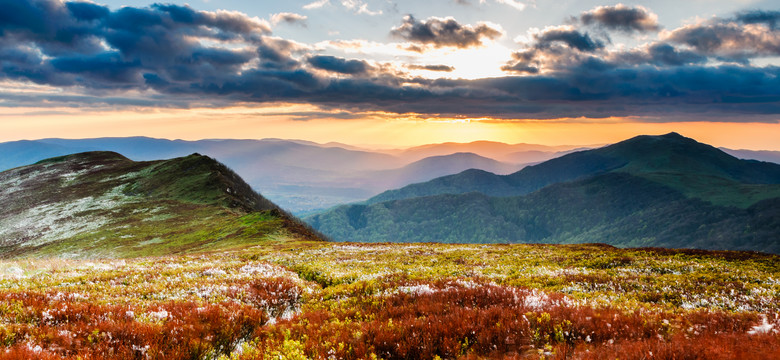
[{"xmin": 0, "ymin": 138, "xmax": 589, "ymax": 215}]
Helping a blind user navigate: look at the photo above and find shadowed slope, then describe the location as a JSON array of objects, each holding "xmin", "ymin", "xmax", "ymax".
[
  {"xmin": 368, "ymin": 133, "xmax": 780, "ymax": 208},
  {"xmin": 308, "ymin": 133, "xmax": 780, "ymax": 252}
]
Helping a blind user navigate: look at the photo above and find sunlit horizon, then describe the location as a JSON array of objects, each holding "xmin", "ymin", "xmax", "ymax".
[{"xmin": 3, "ymin": 104, "xmax": 780, "ymax": 151}]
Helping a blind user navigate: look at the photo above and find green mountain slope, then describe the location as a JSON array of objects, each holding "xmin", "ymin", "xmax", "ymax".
[
  {"xmin": 307, "ymin": 134, "xmax": 780, "ymax": 253},
  {"xmin": 368, "ymin": 133, "xmax": 780, "ymax": 208},
  {"xmin": 0, "ymin": 152, "xmax": 323, "ymax": 259},
  {"xmin": 308, "ymin": 172, "xmax": 780, "ymax": 253}
]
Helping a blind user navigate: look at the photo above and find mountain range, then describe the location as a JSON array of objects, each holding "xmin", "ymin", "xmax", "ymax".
[
  {"xmin": 0, "ymin": 138, "xmax": 586, "ymax": 214},
  {"xmin": 3, "ymin": 137, "xmax": 778, "ymax": 216},
  {"xmin": 2, "ymin": 133, "xmax": 779, "ymax": 254},
  {"xmin": 306, "ymin": 133, "xmax": 780, "ymax": 253},
  {"xmin": 383, "ymin": 140, "xmax": 585, "ymax": 163},
  {"xmin": 721, "ymin": 148, "xmax": 780, "ymax": 165},
  {"xmin": 0, "ymin": 151, "xmax": 323, "ymax": 258}
]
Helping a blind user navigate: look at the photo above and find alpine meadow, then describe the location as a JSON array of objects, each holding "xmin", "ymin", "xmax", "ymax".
[{"xmin": 1, "ymin": 0, "xmax": 780, "ymax": 359}]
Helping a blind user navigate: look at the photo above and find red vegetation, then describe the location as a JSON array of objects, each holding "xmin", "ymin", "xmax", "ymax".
[
  {"xmin": 0, "ymin": 290, "xmax": 267, "ymax": 360},
  {"xmin": 571, "ymin": 333, "xmax": 780, "ymax": 360},
  {"xmin": 1, "ymin": 278, "xmax": 778, "ymax": 359},
  {"xmin": 250, "ymin": 278, "xmax": 779, "ymax": 359},
  {"xmin": 228, "ymin": 277, "xmax": 303, "ymax": 317}
]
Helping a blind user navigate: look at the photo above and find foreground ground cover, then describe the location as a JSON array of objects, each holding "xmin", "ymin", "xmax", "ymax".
[{"xmin": 0, "ymin": 242, "xmax": 778, "ymax": 359}]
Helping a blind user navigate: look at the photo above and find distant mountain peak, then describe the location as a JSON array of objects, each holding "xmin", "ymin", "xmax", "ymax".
[
  {"xmin": 619, "ymin": 132, "xmax": 696, "ymax": 147},
  {"xmin": 660, "ymin": 131, "xmax": 684, "ymax": 138},
  {"xmin": 358, "ymin": 132, "xmax": 780, "ymax": 208}
]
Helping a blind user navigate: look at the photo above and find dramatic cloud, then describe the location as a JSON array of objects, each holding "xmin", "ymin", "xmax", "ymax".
[
  {"xmin": 610, "ymin": 43, "xmax": 707, "ymax": 67},
  {"xmin": 503, "ymin": 22, "xmax": 608, "ymax": 74},
  {"xmin": 1, "ymin": 0, "xmax": 107, "ymax": 56},
  {"xmin": 391, "ymin": 15, "xmax": 503, "ymax": 49},
  {"xmin": 307, "ymin": 55, "xmax": 373, "ymax": 74},
  {"xmin": 665, "ymin": 21, "xmax": 780, "ymax": 62},
  {"xmin": 505, "ymin": 8, "xmax": 780, "ymax": 76},
  {"xmin": 580, "ymin": 4, "xmax": 660, "ymax": 33},
  {"xmin": 414, "ymin": 65, "xmax": 780, "ymax": 119},
  {"xmin": 532, "ymin": 26, "xmax": 605, "ymax": 52},
  {"xmin": 2, "ymin": 0, "xmax": 780, "ymax": 122},
  {"xmin": 0, "ymin": 0, "xmax": 297, "ymax": 93},
  {"xmin": 502, "ymin": 24, "xmax": 609, "ymax": 73},
  {"xmin": 271, "ymin": 12, "xmax": 308, "ymax": 27}
]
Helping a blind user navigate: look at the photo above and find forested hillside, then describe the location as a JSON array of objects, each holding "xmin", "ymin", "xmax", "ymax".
[{"xmin": 308, "ymin": 133, "xmax": 780, "ymax": 253}]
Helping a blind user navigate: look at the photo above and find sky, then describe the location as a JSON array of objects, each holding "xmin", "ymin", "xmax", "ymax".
[{"xmin": 1, "ymin": 0, "xmax": 780, "ymax": 149}]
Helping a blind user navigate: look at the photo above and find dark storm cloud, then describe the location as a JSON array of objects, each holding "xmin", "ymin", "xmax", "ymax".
[
  {"xmin": 65, "ymin": 1, "xmax": 110, "ymax": 22},
  {"xmin": 247, "ymin": 62, "xmax": 778, "ymax": 121},
  {"xmin": 307, "ymin": 55, "xmax": 373, "ymax": 75},
  {"xmin": 0, "ymin": 0, "xmax": 107, "ymax": 56},
  {"xmin": 396, "ymin": 65, "xmax": 780, "ymax": 119},
  {"xmin": 503, "ymin": 40, "xmax": 706, "ymax": 77},
  {"xmin": 390, "ymin": 15, "xmax": 502, "ymax": 49},
  {"xmin": 736, "ymin": 10, "xmax": 780, "ymax": 29},
  {"xmin": 611, "ymin": 43, "xmax": 707, "ymax": 67},
  {"xmin": 533, "ymin": 27, "xmax": 604, "ymax": 52},
  {"xmin": 50, "ymin": 52, "xmax": 141, "ymax": 85},
  {"xmin": 148, "ymin": 4, "xmax": 270, "ymax": 36},
  {"xmin": 0, "ymin": 0, "xmax": 287, "ymax": 90},
  {"xmin": 579, "ymin": 4, "xmax": 660, "ymax": 33},
  {"xmin": 2, "ymin": 0, "xmax": 780, "ymax": 122}
]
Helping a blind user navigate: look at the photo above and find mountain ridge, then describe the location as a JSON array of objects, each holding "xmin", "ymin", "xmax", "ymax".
[
  {"xmin": 0, "ymin": 137, "xmax": 557, "ymax": 213},
  {"xmin": 0, "ymin": 151, "xmax": 324, "ymax": 259},
  {"xmin": 368, "ymin": 132, "xmax": 780, "ymax": 208},
  {"xmin": 3, "ymin": 135, "xmax": 779, "ymax": 213},
  {"xmin": 307, "ymin": 133, "xmax": 780, "ymax": 253}
]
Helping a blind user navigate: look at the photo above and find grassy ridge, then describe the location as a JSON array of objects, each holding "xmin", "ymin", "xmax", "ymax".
[{"xmin": 0, "ymin": 152, "xmax": 322, "ymax": 259}]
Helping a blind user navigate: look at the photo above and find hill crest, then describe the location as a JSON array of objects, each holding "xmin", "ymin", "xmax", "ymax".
[
  {"xmin": 368, "ymin": 132, "xmax": 780, "ymax": 207},
  {"xmin": 307, "ymin": 133, "xmax": 780, "ymax": 253},
  {"xmin": 0, "ymin": 151, "xmax": 323, "ymax": 259}
]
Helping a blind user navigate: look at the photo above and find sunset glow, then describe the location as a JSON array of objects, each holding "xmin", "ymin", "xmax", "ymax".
[
  {"xmin": 0, "ymin": 0, "xmax": 779, "ymax": 149},
  {"xmin": 2, "ymin": 104, "xmax": 778, "ymax": 150}
]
